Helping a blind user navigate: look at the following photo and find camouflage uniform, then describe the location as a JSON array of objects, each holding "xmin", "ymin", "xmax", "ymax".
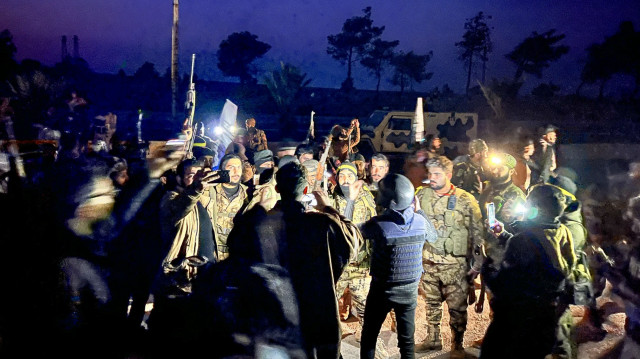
[
  {"xmin": 416, "ymin": 184, "xmax": 484, "ymax": 350},
  {"xmin": 244, "ymin": 176, "xmax": 279, "ymax": 213},
  {"xmin": 479, "ymin": 180, "xmax": 526, "ymax": 265},
  {"xmin": 212, "ymin": 184, "xmax": 249, "ymax": 261},
  {"xmin": 331, "ymin": 187, "xmax": 377, "ymax": 324},
  {"xmin": 451, "ymin": 157, "xmax": 486, "ymax": 200}
]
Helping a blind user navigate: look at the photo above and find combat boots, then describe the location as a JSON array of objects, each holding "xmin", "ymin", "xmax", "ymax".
[
  {"xmin": 450, "ymin": 330, "xmax": 465, "ymax": 359},
  {"xmin": 414, "ymin": 325, "xmax": 442, "ymax": 352}
]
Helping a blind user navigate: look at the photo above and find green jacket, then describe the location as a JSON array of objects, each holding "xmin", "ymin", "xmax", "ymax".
[{"xmin": 479, "ymin": 180, "xmax": 526, "ymax": 263}]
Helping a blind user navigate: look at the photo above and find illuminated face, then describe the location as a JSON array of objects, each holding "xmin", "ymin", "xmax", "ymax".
[
  {"xmin": 306, "ymin": 171, "xmax": 317, "ymax": 189},
  {"xmin": 370, "ymin": 159, "xmax": 389, "ymax": 183},
  {"xmin": 181, "ymin": 166, "xmax": 201, "ymax": 187},
  {"xmin": 259, "ymin": 160, "xmax": 274, "ymax": 170},
  {"xmin": 523, "ymin": 144, "xmax": 535, "ymax": 157},
  {"xmin": 246, "ymin": 119, "xmax": 256, "ymax": 129},
  {"xmin": 225, "ymin": 158, "xmax": 243, "ymax": 184},
  {"xmin": 241, "ymin": 161, "xmax": 254, "ymax": 182},
  {"xmin": 114, "ymin": 170, "xmax": 129, "ymax": 187},
  {"xmin": 544, "ymin": 131, "xmax": 557, "ymax": 144},
  {"xmin": 338, "ymin": 171, "xmax": 357, "ymax": 186},
  {"xmin": 298, "ymin": 153, "xmax": 313, "ymax": 164},
  {"xmin": 490, "ymin": 164, "xmax": 511, "ymax": 182},
  {"xmin": 428, "ymin": 166, "xmax": 450, "ymax": 191},
  {"xmin": 432, "ymin": 137, "xmax": 441, "ymax": 149}
]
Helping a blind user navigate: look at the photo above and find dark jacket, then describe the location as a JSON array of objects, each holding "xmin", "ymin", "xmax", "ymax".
[
  {"xmin": 224, "ymin": 201, "xmax": 361, "ymax": 359},
  {"xmin": 484, "ymin": 220, "xmax": 576, "ymax": 307}
]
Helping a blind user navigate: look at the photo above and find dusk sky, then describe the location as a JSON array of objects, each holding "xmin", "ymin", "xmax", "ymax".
[{"xmin": 2, "ymin": 0, "xmax": 639, "ymax": 95}]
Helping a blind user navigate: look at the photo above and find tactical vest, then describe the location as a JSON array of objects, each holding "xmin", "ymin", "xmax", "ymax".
[
  {"xmin": 418, "ymin": 186, "xmax": 469, "ymax": 257},
  {"xmin": 370, "ymin": 211, "xmax": 428, "ymax": 284}
]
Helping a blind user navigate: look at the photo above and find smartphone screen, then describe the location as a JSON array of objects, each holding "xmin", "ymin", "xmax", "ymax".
[
  {"xmin": 211, "ymin": 170, "xmax": 230, "ymax": 183},
  {"xmin": 486, "ymin": 202, "xmax": 496, "ymax": 226}
]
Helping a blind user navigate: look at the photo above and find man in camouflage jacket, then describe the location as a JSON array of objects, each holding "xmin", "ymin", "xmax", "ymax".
[
  {"xmin": 415, "ymin": 156, "xmax": 484, "ymax": 359},
  {"xmin": 329, "ymin": 162, "xmax": 377, "ymax": 336}
]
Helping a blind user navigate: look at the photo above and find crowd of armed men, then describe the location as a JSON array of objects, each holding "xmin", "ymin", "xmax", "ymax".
[{"xmin": 1, "ymin": 112, "xmax": 640, "ymax": 359}]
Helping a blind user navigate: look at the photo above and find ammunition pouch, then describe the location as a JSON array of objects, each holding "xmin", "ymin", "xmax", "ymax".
[{"xmin": 444, "ymin": 237, "xmax": 468, "ymax": 257}]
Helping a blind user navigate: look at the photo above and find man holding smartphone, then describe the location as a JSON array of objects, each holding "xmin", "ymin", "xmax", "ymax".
[
  {"xmin": 158, "ymin": 158, "xmax": 222, "ymax": 296},
  {"xmin": 211, "ymin": 154, "xmax": 249, "ymax": 261}
]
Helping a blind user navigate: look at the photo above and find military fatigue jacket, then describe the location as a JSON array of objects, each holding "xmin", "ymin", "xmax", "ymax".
[
  {"xmin": 479, "ymin": 180, "xmax": 526, "ymax": 264},
  {"xmin": 330, "ymin": 187, "xmax": 377, "ymax": 267},
  {"xmin": 160, "ymin": 186, "xmax": 217, "ymax": 282},
  {"xmin": 451, "ymin": 158, "xmax": 486, "ymax": 200},
  {"xmin": 212, "ymin": 183, "xmax": 249, "ymax": 260},
  {"xmin": 416, "ymin": 184, "xmax": 484, "ymax": 270}
]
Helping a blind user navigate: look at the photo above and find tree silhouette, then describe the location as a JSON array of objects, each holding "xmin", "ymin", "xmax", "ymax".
[
  {"xmin": 0, "ymin": 29, "xmax": 18, "ymax": 81},
  {"xmin": 579, "ymin": 21, "xmax": 640, "ymax": 98},
  {"xmin": 217, "ymin": 31, "xmax": 271, "ymax": 85},
  {"xmin": 264, "ymin": 62, "xmax": 311, "ymax": 137},
  {"xmin": 390, "ymin": 50, "xmax": 433, "ymax": 98},
  {"xmin": 327, "ymin": 7, "xmax": 384, "ymax": 91},
  {"xmin": 506, "ymin": 29, "xmax": 569, "ymax": 81},
  {"xmin": 455, "ymin": 12, "xmax": 492, "ymax": 95},
  {"xmin": 360, "ymin": 38, "xmax": 399, "ymax": 95},
  {"xmin": 134, "ymin": 61, "xmax": 160, "ymax": 80}
]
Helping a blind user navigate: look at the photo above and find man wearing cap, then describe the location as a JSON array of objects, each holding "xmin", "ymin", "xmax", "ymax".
[
  {"xmin": 451, "ymin": 139, "xmax": 489, "ymax": 200},
  {"xmin": 245, "ymin": 150, "xmax": 278, "ymax": 212},
  {"xmin": 532, "ymin": 125, "xmax": 558, "ymax": 184},
  {"xmin": 330, "ymin": 119, "xmax": 360, "ymax": 163},
  {"xmin": 481, "ymin": 184, "xmax": 577, "ymax": 359},
  {"xmin": 211, "ymin": 154, "xmax": 249, "ymax": 260},
  {"xmin": 415, "ymin": 156, "xmax": 484, "ymax": 358},
  {"xmin": 475, "ymin": 153, "xmax": 527, "ymax": 349},
  {"xmin": 295, "ymin": 145, "xmax": 315, "ymax": 164},
  {"xmin": 329, "ymin": 161, "xmax": 377, "ymax": 339},
  {"xmin": 480, "ymin": 153, "xmax": 527, "ymax": 263}
]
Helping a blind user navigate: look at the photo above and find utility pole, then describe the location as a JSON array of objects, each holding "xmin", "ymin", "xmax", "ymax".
[{"xmin": 171, "ymin": 0, "xmax": 179, "ymax": 120}]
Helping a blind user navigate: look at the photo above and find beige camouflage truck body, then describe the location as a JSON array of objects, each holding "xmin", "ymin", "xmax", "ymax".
[
  {"xmin": 212, "ymin": 183, "xmax": 248, "ymax": 260},
  {"xmin": 358, "ymin": 110, "xmax": 478, "ymax": 156}
]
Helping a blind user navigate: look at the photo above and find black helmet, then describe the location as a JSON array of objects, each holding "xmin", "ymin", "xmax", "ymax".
[
  {"xmin": 526, "ymin": 184, "xmax": 565, "ymax": 221},
  {"xmin": 376, "ymin": 174, "xmax": 414, "ymax": 211}
]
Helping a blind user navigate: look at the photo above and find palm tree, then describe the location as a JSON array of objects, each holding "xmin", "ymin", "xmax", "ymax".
[{"xmin": 264, "ymin": 62, "xmax": 311, "ymax": 137}]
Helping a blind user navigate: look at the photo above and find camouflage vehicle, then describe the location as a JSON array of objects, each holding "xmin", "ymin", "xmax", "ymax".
[{"xmin": 358, "ymin": 110, "xmax": 478, "ymax": 158}]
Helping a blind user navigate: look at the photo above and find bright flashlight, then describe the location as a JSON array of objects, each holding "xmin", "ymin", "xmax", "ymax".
[
  {"xmin": 515, "ymin": 204, "xmax": 527, "ymax": 214},
  {"xmin": 214, "ymin": 126, "xmax": 224, "ymax": 136},
  {"xmin": 230, "ymin": 125, "xmax": 237, "ymax": 134},
  {"xmin": 490, "ymin": 156, "xmax": 502, "ymax": 165}
]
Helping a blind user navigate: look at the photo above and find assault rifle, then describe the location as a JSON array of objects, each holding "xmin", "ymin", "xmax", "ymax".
[
  {"xmin": 304, "ymin": 111, "xmax": 315, "ymax": 144},
  {"xmin": 184, "ymin": 54, "xmax": 197, "ymax": 158},
  {"xmin": 315, "ymin": 135, "xmax": 332, "ymax": 193}
]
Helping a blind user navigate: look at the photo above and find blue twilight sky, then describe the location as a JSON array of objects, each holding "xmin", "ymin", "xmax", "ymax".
[{"xmin": 1, "ymin": 0, "xmax": 639, "ymax": 95}]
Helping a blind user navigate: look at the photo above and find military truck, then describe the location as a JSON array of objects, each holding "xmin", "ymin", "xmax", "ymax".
[{"xmin": 357, "ymin": 110, "xmax": 478, "ymax": 159}]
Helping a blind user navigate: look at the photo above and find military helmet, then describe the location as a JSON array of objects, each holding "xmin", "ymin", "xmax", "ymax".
[
  {"xmin": 468, "ymin": 139, "xmax": 488, "ymax": 156},
  {"xmin": 526, "ymin": 184, "xmax": 565, "ymax": 221},
  {"xmin": 376, "ymin": 174, "xmax": 414, "ymax": 211}
]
